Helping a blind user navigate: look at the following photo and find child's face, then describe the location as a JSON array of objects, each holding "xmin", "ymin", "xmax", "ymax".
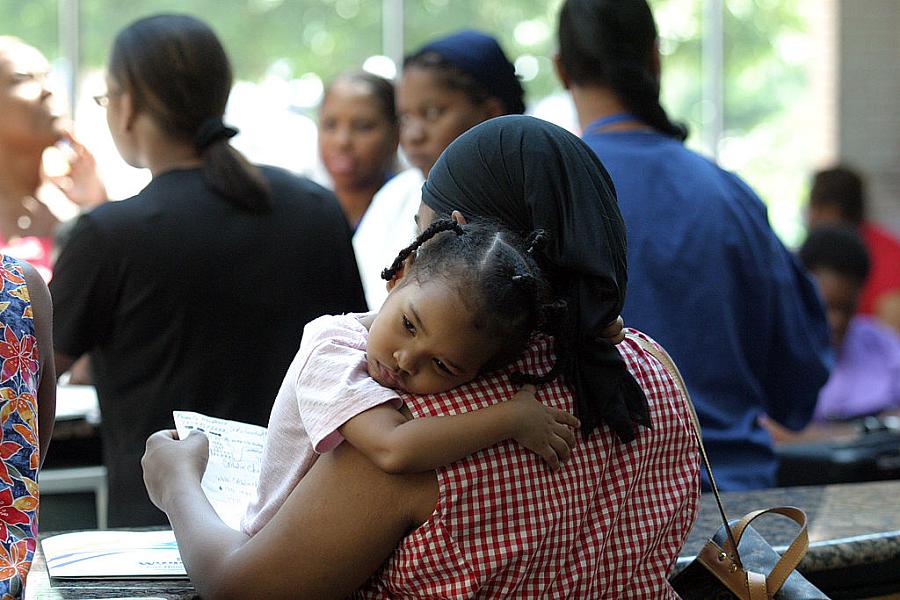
[
  {"xmin": 811, "ymin": 267, "xmax": 860, "ymax": 350},
  {"xmin": 367, "ymin": 278, "xmax": 498, "ymax": 395}
]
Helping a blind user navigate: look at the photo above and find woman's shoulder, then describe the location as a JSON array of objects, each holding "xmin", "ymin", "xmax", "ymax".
[
  {"xmin": 356, "ymin": 169, "xmax": 424, "ymax": 237},
  {"xmin": 618, "ymin": 329, "xmax": 687, "ymax": 398},
  {"xmin": 258, "ymin": 164, "xmax": 332, "ymax": 198}
]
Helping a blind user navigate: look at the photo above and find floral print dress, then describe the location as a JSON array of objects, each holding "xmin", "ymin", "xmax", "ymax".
[{"xmin": 0, "ymin": 255, "xmax": 41, "ymax": 598}]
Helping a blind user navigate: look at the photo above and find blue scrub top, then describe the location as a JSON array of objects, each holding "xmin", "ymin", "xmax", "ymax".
[{"xmin": 583, "ymin": 128, "xmax": 831, "ymax": 490}]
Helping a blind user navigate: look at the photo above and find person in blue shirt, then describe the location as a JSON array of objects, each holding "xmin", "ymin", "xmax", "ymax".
[{"xmin": 554, "ymin": 0, "xmax": 831, "ymax": 490}]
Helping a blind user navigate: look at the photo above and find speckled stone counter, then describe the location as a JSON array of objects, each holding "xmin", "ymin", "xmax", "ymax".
[
  {"xmin": 25, "ymin": 481, "xmax": 900, "ymax": 598},
  {"xmin": 675, "ymin": 480, "xmax": 900, "ymax": 598}
]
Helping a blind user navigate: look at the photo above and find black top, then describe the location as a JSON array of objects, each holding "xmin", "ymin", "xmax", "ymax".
[{"xmin": 51, "ymin": 166, "xmax": 367, "ymax": 526}]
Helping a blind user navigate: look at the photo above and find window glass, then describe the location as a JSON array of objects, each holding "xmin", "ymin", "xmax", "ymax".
[{"xmin": 718, "ymin": 0, "xmax": 824, "ymax": 245}]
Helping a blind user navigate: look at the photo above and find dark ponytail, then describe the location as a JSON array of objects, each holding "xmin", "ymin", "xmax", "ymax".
[
  {"xmin": 558, "ymin": 0, "xmax": 687, "ymax": 141},
  {"xmin": 110, "ymin": 14, "xmax": 271, "ymax": 212}
]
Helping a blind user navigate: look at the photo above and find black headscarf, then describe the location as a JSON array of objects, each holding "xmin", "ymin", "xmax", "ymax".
[{"xmin": 422, "ymin": 115, "xmax": 651, "ymax": 443}]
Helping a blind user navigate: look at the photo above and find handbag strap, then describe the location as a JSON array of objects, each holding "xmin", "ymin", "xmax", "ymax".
[
  {"xmin": 730, "ymin": 506, "xmax": 809, "ymax": 592},
  {"xmin": 635, "ymin": 336, "xmax": 812, "ymax": 597},
  {"xmin": 633, "ymin": 336, "xmax": 742, "ymax": 565}
]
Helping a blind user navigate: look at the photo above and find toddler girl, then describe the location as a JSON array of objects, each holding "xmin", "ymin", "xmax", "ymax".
[{"xmin": 243, "ymin": 219, "xmax": 578, "ymax": 534}]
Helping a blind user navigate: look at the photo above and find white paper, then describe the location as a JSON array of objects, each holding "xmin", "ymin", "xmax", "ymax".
[
  {"xmin": 172, "ymin": 411, "xmax": 267, "ymax": 531},
  {"xmin": 42, "ymin": 530, "xmax": 187, "ymax": 579},
  {"xmin": 55, "ymin": 383, "xmax": 101, "ymax": 423}
]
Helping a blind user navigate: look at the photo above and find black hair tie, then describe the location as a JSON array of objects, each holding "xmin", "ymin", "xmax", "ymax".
[{"xmin": 194, "ymin": 116, "xmax": 238, "ymax": 150}]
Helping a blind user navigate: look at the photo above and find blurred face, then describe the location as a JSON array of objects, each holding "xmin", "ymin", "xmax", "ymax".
[
  {"xmin": 102, "ymin": 74, "xmax": 140, "ymax": 167},
  {"xmin": 397, "ymin": 66, "xmax": 495, "ymax": 178},
  {"xmin": 366, "ymin": 278, "xmax": 498, "ymax": 395},
  {"xmin": 807, "ymin": 202, "xmax": 850, "ymax": 230},
  {"xmin": 319, "ymin": 79, "xmax": 398, "ymax": 191},
  {"xmin": 811, "ymin": 267, "xmax": 860, "ymax": 350},
  {"xmin": 0, "ymin": 42, "xmax": 64, "ymax": 149}
]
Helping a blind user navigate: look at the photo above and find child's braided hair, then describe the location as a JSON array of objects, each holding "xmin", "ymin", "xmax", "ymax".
[{"xmin": 381, "ymin": 219, "xmax": 563, "ymax": 373}]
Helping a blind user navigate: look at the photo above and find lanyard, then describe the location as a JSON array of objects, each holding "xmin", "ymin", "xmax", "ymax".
[{"xmin": 583, "ymin": 112, "xmax": 643, "ymax": 136}]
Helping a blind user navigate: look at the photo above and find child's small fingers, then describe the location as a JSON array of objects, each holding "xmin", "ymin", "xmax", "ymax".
[
  {"xmin": 555, "ymin": 424, "xmax": 577, "ymax": 450},
  {"xmin": 541, "ymin": 447, "xmax": 560, "ymax": 470},
  {"xmin": 550, "ymin": 435, "xmax": 571, "ymax": 463},
  {"xmin": 552, "ymin": 408, "xmax": 580, "ymax": 428}
]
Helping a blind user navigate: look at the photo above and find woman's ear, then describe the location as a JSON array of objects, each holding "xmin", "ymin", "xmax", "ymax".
[
  {"xmin": 451, "ymin": 210, "xmax": 467, "ymax": 225},
  {"xmin": 385, "ymin": 254, "xmax": 415, "ymax": 291},
  {"xmin": 553, "ymin": 53, "xmax": 571, "ymax": 90},
  {"xmin": 122, "ymin": 92, "xmax": 139, "ymax": 132}
]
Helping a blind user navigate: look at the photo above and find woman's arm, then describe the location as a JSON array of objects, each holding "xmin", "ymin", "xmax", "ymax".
[
  {"xmin": 142, "ymin": 429, "xmax": 433, "ymax": 600},
  {"xmin": 338, "ymin": 385, "xmax": 579, "ymax": 473},
  {"xmin": 21, "ymin": 262, "xmax": 55, "ymax": 465}
]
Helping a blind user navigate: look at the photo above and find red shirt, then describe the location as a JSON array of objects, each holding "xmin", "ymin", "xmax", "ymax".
[
  {"xmin": 859, "ymin": 222, "xmax": 900, "ymax": 315},
  {"xmin": 355, "ymin": 330, "xmax": 700, "ymax": 599}
]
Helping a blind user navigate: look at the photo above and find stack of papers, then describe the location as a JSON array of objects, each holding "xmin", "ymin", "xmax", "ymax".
[{"xmin": 42, "ymin": 530, "xmax": 186, "ymax": 579}]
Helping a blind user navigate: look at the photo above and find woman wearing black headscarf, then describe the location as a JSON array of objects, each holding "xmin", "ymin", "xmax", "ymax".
[
  {"xmin": 420, "ymin": 114, "xmax": 649, "ymax": 443},
  {"xmin": 142, "ymin": 115, "xmax": 700, "ymax": 598}
]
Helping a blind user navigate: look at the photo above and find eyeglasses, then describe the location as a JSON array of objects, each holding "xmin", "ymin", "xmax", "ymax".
[
  {"xmin": 93, "ymin": 93, "xmax": 110, "ymax": 108},
  {"xmin": 92, "ymin": 88, "xmax": 122, "ymax": 108}
]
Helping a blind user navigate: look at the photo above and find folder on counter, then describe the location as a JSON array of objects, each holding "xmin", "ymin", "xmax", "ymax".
[{"xmin": 41, "ymin": 529, "xmax": 188, "ymax": 579}]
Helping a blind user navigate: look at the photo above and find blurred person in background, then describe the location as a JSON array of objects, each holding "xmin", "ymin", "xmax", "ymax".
[
  {"xmin": 50, "ymin": 14, "xmax": 366, "ymax": 527},
  {"xmin": 808, "ymin": 165, "xmax": 900, "ymax": 333},
  {"xmin": 555, "ymin": 0, "xmax": 831, "ymax": 490},
  {"xmin": 763, "ymin": 226, "xmax": 900, "ymax": 443},
  {"xmin": 318, "ymin": 71, "xmax": 399, "ymax": 232},
  {"xmin": 352, "ymin": 29, "xmax": 525, "ymax": 310},
  {"xmin": 0, "ymin": 37, "xmax": 105, "ymax": 280}
]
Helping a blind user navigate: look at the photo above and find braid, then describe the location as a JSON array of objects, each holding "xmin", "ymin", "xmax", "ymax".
[
  {"xmin": 558, "ymin": 0, "xmax": 689, "ymax": 142},
  {"xmin": 608, "ymin": 63, "xmax": 687, "ymax": 141},
  {"xmin": 380, "ymin": 219, "xmax": 463, "ymax": 282}
]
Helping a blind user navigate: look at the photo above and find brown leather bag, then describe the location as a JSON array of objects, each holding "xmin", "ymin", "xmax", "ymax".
[{"xmin": 635, "ymin": 338, "xmax": 829, "ymax": 600}]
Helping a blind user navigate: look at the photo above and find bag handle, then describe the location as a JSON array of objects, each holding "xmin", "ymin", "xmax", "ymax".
[
  {"xmin": 634, "ymin": 336, "xmax": 810, "ymax": 598},
  {"xmin": 730, "ymin": 506, "xmax": 809, "ymax": 592}
]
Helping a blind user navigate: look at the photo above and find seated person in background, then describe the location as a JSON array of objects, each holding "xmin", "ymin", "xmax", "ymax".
[
  {"xmin": 0, "ymin": 254, "xmax": 55, "ymax": 596},
  {"xmin": 762, "ymin": 226, "xmax": 900, "ymax": 443},
  {"xmin": 243, "ymin": 219, "xmax": 579, "ymax": 534},
  {"xmin": 0, "ymin": 37, "xmax": 105, "ymax": 280},
  {"xmin": 353, "ymin": 29, "xmax": 525, "ymax": 310},
  {"xmin": 50, "ymin": 14, "xmax": 367, "ymax": 527},
  {"xmin": 809, "ymin": 166, "xmax": 900, "ymax": 332},
  {"xmin": 318, "ymin": 71, "xmax": 399, "ymax": 231}
]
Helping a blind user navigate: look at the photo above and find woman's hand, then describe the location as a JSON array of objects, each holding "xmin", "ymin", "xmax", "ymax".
[
  {"xmin": 142, "ymin": 429, "xmax": 209, "ymax": 511},
  {"xmin": 47, "ymin": 132, "xmax": 107, "ymax": 209},
  {"xmin": 509, "ymin": 384, "xmax": 580, "ymax": 470},
  {"xmin": 598, "ymin": 316, "xmax": 625, "ymax": 345}
]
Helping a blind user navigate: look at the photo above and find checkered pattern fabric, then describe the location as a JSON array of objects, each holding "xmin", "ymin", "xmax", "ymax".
[{"xmin": 355, "ymin": 330, "xmax": 700, "ymax": 599}]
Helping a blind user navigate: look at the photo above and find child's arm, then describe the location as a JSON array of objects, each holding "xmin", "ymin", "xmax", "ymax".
[{"xmin": 338, "ymin": 385, "xmax": 580, "ymax": 474}]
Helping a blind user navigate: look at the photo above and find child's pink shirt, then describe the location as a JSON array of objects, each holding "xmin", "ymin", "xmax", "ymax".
[{"xmin": 241, "ymin": 312, "xmax": 400, "ymax": 535}]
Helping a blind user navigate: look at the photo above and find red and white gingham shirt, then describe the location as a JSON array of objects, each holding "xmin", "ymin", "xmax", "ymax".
[{"xmin": 355, "ymin": 330, "xmax": 700, "ymax": 598}]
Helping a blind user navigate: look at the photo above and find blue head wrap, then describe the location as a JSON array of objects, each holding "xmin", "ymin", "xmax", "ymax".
[{"xmin": 410, "ymin": 30, "xmax": 525, "ymax": 115}]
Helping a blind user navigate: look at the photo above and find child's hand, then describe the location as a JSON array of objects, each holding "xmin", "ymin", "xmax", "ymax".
[{"xmin": 509, "ymin": 384, "xmax": 580, "ymax": 470}]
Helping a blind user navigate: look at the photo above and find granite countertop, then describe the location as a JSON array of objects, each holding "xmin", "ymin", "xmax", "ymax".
[
  {"xmin": 26, "ymin": 481, "xmax": 900, "ymax": 598},
  {"xmin": 675, "ymin": 479, "xmax": 900, "ymax": 585}
]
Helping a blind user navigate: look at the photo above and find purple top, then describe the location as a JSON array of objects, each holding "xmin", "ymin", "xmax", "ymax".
[{"xmin": 814, "ymin": 316, "xmax": 900, "ymax": 421}]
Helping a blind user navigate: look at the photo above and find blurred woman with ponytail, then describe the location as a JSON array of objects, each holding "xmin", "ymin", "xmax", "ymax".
[
  {"xmin": 556, "ymin": 0, "xmax": 831, "ymax": 491},
  {"xmin": 50, "ymin": 14, "xmax": 366, "ymax": 526}
]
